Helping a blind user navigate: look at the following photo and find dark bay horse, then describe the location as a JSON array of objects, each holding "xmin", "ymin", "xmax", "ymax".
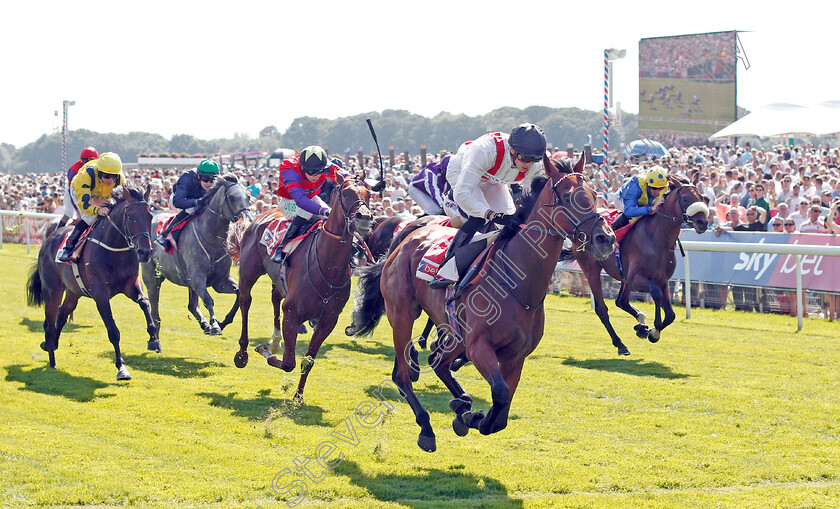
[
  {"xmin": 229, "ymin": 173, "xmax": 372, "ymax": 400},
  {"xmin": 25, "ymin": 186, "xmax": 157, "ymax": 380},
  {"xmin": 568, "ymin": 176, "xmax": 709, "ymax": 355},
  {"xmin": 348, "ymin": 156, "xmax": 615, "ymax": 452},
  {"xmin": 142, "ymin": 175, "xmax": 252, "ymax": 336}
]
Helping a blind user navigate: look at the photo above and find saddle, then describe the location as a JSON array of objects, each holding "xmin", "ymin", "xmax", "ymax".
[
  {"xmin": 156, "ymin": 214, "xmax": 191, "ymax": 254},
  {"xmin": 260, "ymin": 218, "xmax": 322, "ymax": 259},
  {"xmin": 54, "ymin": 221, "xmax": 97, "ymax": 264},
  {"xmin": 417, "ymin": 230, "xmax": 499, "ymax": 287}
]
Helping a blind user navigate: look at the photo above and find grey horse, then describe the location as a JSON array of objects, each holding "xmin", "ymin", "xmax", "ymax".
[{"xmin": 141, "ymin": 175, "xmax": 253, "ymax": 336}]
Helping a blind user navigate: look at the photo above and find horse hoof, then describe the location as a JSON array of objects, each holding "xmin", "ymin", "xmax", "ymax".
[
  {"xmin": 40, "ymin": 341, "xmax": 48, "ymax": 352},
  {"xmin": 450, "ymin": 357, "xmax": 470, "ymax": 372},
  {"xmin": 309, "ymin": 319, "xmax": 318, "ymax": 328},
  {"xmin": 452, "ymin": 416, "xmax": 470, "ymax": 437},
  {"xmin": 617, "ymin": 345, "xmax": 630, "ymax": 356},
  {"xmin": 417, "ymin": 434, "xmax": 436, "ymax": 453},
  {"xmin": 634, "ymin": 324, "xmax": 649, "ymax": 339},
  {"xmin": 147, "ymin": 339, "xmax": 161, "ymax": 353},
  {"xmin": 298, "ymin": 324, "xmax": 308, "ymax": 335},
  {"xmin": 207, "ymin": 327, "xmax": 222, "ymax": 336},
  {"xmin": 234, "ymin": 350, "xmax": 248, "ymax": 368},
  {"xmin": 344, "ymin": 325, "xmax": 357, "ymax": 336},
  {"xmin": 648, "ymin": 329, "xmax": 661, "ymax": 343},
  {"xmin": 117, "ymin": 366, "xmax": 132, "ymax": 381}
]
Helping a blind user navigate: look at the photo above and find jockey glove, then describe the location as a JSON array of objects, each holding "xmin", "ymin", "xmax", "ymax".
[{"xmin": 487, "ymin": 211, "xmax": 519, "ymax": 229}]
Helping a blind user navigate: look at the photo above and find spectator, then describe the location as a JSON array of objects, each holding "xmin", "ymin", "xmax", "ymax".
[{"xmin": 799, "ymin": 205, "xmax": 828, "ymax": 233}]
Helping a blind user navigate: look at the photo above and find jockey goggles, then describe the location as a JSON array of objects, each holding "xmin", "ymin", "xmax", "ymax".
[
  {"xmin": 98, "ymin": 171, "xmax": 117, "ymax": 180},
  {"xmin": 515, "ymin": 152, "xmax": 542, "ymax": 164},
  {"xmin": 198, "ymin": 174, "xmax": 216, "ymax": 182}
]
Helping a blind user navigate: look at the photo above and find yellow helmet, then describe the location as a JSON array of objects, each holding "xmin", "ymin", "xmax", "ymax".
[
  {"xmin": 645, "ymin": 166, "xmax": 668, "ymax": 188},
  {"xmin": 96, "ymin": 152, "xmax": 123, "ymax": 175}
]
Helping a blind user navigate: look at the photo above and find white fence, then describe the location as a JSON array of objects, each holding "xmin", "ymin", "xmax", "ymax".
[{"xmin": 0, "ymin": 210, "xmax": 62, "ymax": 254}]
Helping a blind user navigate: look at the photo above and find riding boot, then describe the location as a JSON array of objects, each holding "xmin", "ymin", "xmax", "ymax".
[
  {"xmin": 270, "ymin": 216, "xmax": 307, "ymax": 264},
  {"xmin": 156, "ymin": 210, "xmax": 189, "ymax": 250},
  {"xmin": 57, "ymin": 221, "xmax": 87, "ymax": 262},
  {"xmin": 610, "ymin": 213, "xmax": 631, "ymax": 231},
  {"xmin": 429, "ymin": 216, "xmax": 484, "ymax": 289}
]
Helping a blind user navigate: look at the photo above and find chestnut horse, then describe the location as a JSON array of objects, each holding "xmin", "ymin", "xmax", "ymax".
[
  {"xmin": 25, "ymin": 186, "xmax": 157, "ymax": 380},
  {"xmin": 566, "ymin": 176, "xmax": 709, "ymax": 355},
  {"xmin": 229, "ymin": 174, "xmax": 372, "ymax": 400},
  {"xmin": 348, "ymin": 156, "xmax": 615, "ymax": 452}
]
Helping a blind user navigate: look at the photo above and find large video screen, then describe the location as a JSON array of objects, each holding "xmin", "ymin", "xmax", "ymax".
[{"xmin": 638, "ymin": 31, "xmax": 737, "ymax": 141}]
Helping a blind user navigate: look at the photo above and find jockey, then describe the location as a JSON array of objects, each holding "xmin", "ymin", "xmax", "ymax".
[
  {"xmin": 408, "ymin": 155, "xmax": 452, "ymax": 215},
  {"xmin": 155, "ymin": 159, "xmax": 220, "ymax": 250},
  {"xmin": 609, "ymin": 166, "xmax": 669, "ymax": 231},
  {"xmin": 270, "ymin": 145, "xmax": 339, "ymax": 264},
  {"xmin": 429, "ymin": 123, "xmax": 547, "ymax": 288},
  {"xmin": 58, "ymin": 146, "xmax": 99, "ymax": 227},
  {"xmin": 57, "ymin": 152, "xmax": 126, "ymax": 262}
]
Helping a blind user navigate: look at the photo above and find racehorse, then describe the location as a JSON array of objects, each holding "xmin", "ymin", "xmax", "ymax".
[
  {"xmin": 141, "ymin": 175, "xmax": 252, "ymax": 336},
  {"xmin": 348, "ymin": 156, "xmax": 615, "ymax": 451},
  {"xmin": 229, "ymin": 173, "xmax": 372, "ymax": 400},
  {"xmin": 566, "ymin": 176, "xmax": 709, "ymax": 356},
  {"xmin": 363, "ymin": 214, "xmax": 442, "ymax": 262},
  {"xmin": 25, "ymin": 186, "xmax": 157, "ymax": 380}
]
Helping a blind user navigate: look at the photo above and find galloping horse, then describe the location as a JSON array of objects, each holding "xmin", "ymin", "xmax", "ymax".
[
  {"xmin": 568, "ymin": 176, "xmax": 709, "ymax": 355},
  {"xmin": 348, "ymin": 156, "xmax": 615, "ymax": 452},
  {"xmin": 142, "ymin": 175, "xmax": 252, "ymax": 336},
  {"xmin": 25, "ymin": 186, "xmax": 157, "ymax": 380},
  {"xmin": 230, "ymin": 173, "xmax": 372, "ymax": 400}
]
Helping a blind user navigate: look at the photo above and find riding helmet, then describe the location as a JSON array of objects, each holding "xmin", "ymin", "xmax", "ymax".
[
  {"xmin": 508, "ymin": 123, "xmax": 547, "ymax": 159},
  {"xmin": 80, "ymin": 146, "xmax": 99, "ymax": 160},
  {"xmin": 96, "ymin": 153, "xmax": 123, "ymax": 175},
  {"xmin": 197, "ymin": 159, "xmax": 220, "ymax": 175},
  {"xmin": 300, "ymin": 146, "xmax": 330, "ymax": 176},
  {"xmin": 645, "ymin": 166, "xmax": 668, "ymax": 188}
]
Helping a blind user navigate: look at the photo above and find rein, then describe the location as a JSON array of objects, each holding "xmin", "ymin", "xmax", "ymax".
[
  {"xmin": 205, "ymin": 180, "xmax": 250, "ymax": 222},
  {"xmin": 103, "ymin": 200, "xmax": 152, "ymax": 250},
  {"xmin": 655, "ymin": 185, "xmax": 701, "ymax": 226}
]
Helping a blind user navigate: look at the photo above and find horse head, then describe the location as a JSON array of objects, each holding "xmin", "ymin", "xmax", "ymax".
[
  {"xmin": 666, "ymin": 177, "xmax": 709, "ymax": 233},
  {"xmin": 207, "ymin": 175, "xmax": 254, "ymax": 223},
  {"xmin": 112, "ymin": 185, "xmax": 154, "ymax": 262},
  {"xmin": 331, "ymin": 173, "xmax": 373, "ymax": 236},
  {"xmin": 536, "ymin": 155, "xmax": 615, "ymax": 260}
]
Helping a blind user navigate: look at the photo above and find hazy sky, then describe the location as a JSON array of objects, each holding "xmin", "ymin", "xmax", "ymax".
[{"xmin": 2, "ymin": 0, "xmax": 836, "ymax": 148}]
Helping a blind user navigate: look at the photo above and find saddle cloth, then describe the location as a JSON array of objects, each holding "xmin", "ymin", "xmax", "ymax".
[
  {"xmin": 155, "ymin": 214, "xmax": 190, "ymax": 254},
  {"xmin": 260, "ymin": 218, "xmax": 322, "ymax": 257},
  {"xmin": 416, "ymin": 230, "xmax": 498, "ymax": 284},
  {"xmin": 600, "ymin": 208, "xmax": 633, "ymax": 244}
]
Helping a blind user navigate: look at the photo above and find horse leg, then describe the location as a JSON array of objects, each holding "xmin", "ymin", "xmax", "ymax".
[
  {"xmin": 39, "ymin": 290, "xmax": 64, "ymax": 369},
  {"xmin": 615, "ymin": 279, "xmax": 649, "ymax": 338},
  {"xmin": 274, "ymin": 303, "xmax": 300, "ymax": 372},
  {"xmin": 428, "ymin": 337, "xmax": 477, "ymax": 437},
  {"xmin": 194, "ymin": 278, "xmax": 222, "ymax": 335},
  {"xmin": 468, "ymin": 336, "xmax": 513, "ymax": 436},
  {"xmin": 387, "ymin": 301, "xmax": 435, "ymax": 452},
  {"xmin": 92, "ymin": 295, "xmax": 131, "ymax": 381},
  {"xmin": 187, "ymin": 288, "xmax": 213, "ymax": 334},
  {"xmin": 141, "ymin": 265, "xmax": 164, "ymax": 332},
  {"xmin": 127, "ymin": 278, "xmax": 161, "ymax": 353},
  {"xmin": 235, "ymin": 259, "xmax": 263, "ymax": 369},
  {"xmin": 258, "ymin": 285, "xmax": 287, "ymax": 368},
  {"xmin": 215, "ymin": 276, "xmax": 240, "ymax": 330},
  {"xmin": 646, "ymin": 282, "xmax": 675, "ymax": 343},
  {"xmin": 580, "ymin": 257, "xmax": 629, "ymax": 355},
  {"xmin": 292, "ymin": 311, "xmax": 340, "ymax": 401}
]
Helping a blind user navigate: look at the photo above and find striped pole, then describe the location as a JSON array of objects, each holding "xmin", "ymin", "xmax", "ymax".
[
  {"xmin": 62, "ymin": 101, "xmax": 68, "ymax": 173},
  {"xmin": 603, "ymin": 50, "xmax": 610, "ymax": 161}
]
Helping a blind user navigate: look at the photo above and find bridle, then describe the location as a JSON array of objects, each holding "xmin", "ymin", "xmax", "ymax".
[
  {"xmin": 321, "ymin": 179, "xmax": 370, "ymax": 243},
  {"xmin": 519, "ymin": 172, "xmax": 606, "ymax": 251},
  {"xmin": 104, "ymin": 199, "xmax": 152, "ymax": 250},
  {"xmin": 205, "ymin": 179, "xmax": 251, "ymax": 222},
  {"xmin": 655, "ymin": 184, "xmax": 705, "ymax": 226}
]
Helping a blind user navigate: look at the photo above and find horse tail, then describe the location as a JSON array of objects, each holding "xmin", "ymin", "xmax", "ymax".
[
  {"xmin": 226, "ymin": 218, "xmax": 249, "ymax": 265},
  {"xmin": 25, "ymin": 263, "xmax": 44, "ymax": 307},
  {"xmin": 346, "ymin": 257, "xmax": 387, "ymax": 337}
]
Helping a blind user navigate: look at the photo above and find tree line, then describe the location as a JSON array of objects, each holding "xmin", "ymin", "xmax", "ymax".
[{"xmin": 3, "ymin": 106, "xmax": 638, "ymax": 174}]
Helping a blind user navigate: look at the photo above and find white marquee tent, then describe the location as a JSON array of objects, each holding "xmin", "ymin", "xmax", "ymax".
[{"xmin": 711, "ymin": 101, "xmax": 840, "ymax": 138}]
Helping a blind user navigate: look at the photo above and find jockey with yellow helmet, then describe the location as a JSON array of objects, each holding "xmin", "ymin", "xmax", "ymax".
[
  {"xmin": 57, "ymin": 152, "xmax": 126, "ymax": 262},
  {"xmin": 58, "ymin": 146, "xmax": 99, "ymax": 227},
  {"xmin": 609, "ymin": 166, "xmax": 669, "ymax": 231}
]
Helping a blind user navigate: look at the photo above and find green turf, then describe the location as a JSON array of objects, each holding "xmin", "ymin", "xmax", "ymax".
[{"xmin": 1, "ymin": 243, "xmax": 839, "ymax": 508}]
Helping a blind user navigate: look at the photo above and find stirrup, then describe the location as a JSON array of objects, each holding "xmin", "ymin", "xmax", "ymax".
[
  {"xmin": 429, "ymin": 275, "xmax": 454, "ymax": 289},
  {"xmin": 270, "ymin": 249, "xmax": 287, "ymax": 264},
  {"xmin": 57, "ymin": 248, "xmax": 76, "ymax": 263}
]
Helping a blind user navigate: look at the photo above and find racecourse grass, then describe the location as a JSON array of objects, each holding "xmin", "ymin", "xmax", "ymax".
[{"xmin": 1, "ymin": 243, "xmax": 839, "ymax": 508}]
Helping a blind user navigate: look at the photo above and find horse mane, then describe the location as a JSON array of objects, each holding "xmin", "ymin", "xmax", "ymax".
[
  {"xmin": 204, "ymin": 175, "xmax": 238, "ymax": 200},
  {"xmin": 512, "ymin": 175, "xmax": 550, "ymax": 224},
  {"xmin": 112, "ymin": 186, "xmax": 144, "ymax": 204}
]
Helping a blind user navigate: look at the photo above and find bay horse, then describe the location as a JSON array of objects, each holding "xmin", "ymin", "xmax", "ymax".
[
  {"xmin": 229, "ymin": 173, "xmax": 372, "ymax": 400},
  {"xmin": 25, "ymin": 186, "xmax": 157, "ymax": 380},
  {"xmin": 348, "ymin": 156, "xmax": 615, "ymax": 452},
  {"xmin": 567, "ymin": 176, "xmax": 709, "ymax": 355},
  {"xmin": 142, "ymin": 175, "xmax": 252, "ymax": 336}
]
